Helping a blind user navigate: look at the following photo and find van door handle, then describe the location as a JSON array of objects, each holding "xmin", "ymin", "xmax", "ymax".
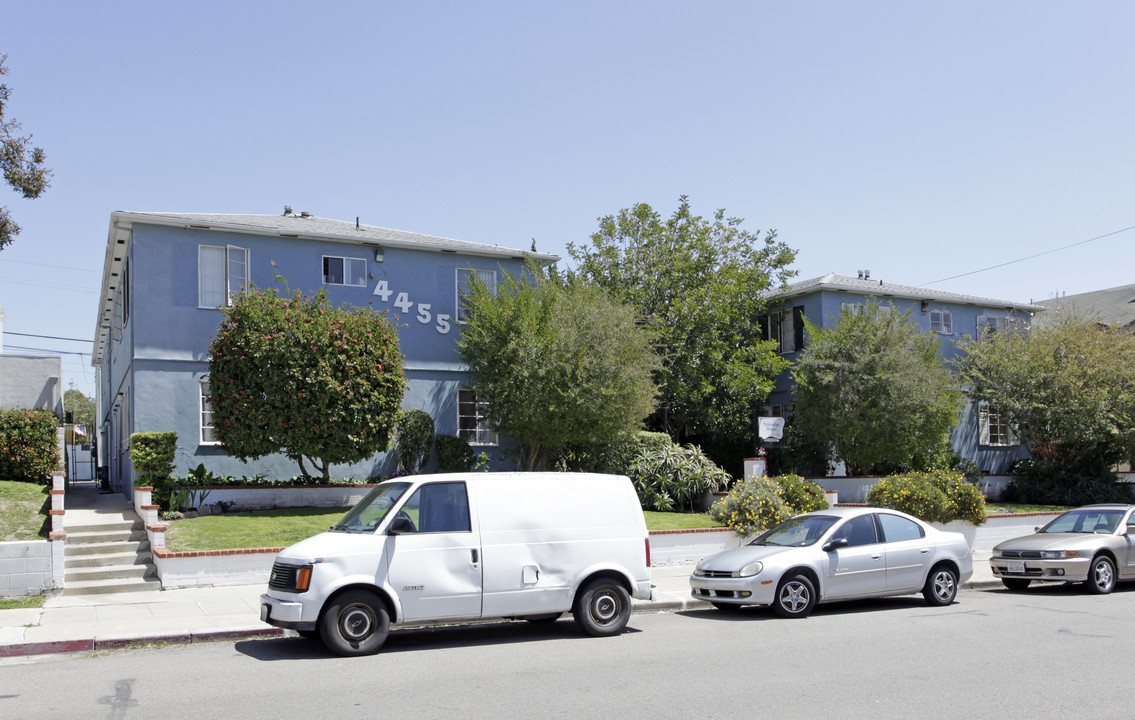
[{"xmin": 470, "ymin": 549, "xmax": 479, "ymax": 564}]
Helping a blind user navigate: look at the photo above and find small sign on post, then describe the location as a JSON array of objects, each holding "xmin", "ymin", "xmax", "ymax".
[{"xmin": 758, "ymin": 416, "xmax": 785, "ymax": 442}]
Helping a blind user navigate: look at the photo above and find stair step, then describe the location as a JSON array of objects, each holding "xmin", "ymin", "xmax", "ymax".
[
  {"xmin": 66, "ymin": 563, "xmax": 152, "ymax": 582},
  {"xmin": 63, "ymin": 576, "xmax": 162, "ymax": 596},
  {"xmin": 67, "ymin": 550, "xmax": 153, "ymax": 569},
  {"xmin": 66, "ymin": 540, "xmax": 150, "ymax": 557},
  {"xmin": 66, "ymin": 518, "xmax": 142, "ymax": 533},
  {"xmin": 66, "ymin": 529, "xmax": 148, "ymax": 545}
]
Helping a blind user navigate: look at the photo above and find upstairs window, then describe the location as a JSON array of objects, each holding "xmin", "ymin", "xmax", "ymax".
[
  {"xmin": 458, "ymin": 389, "xmax": 497, "ymax": 445},
  {"xmin": 979, "ymin": 404, "xmax": 1018, "ymax": 447},
  {"xmin": 456, "ymin": 268, "xmax": 497, "ymax": 322},
  {"xmin": 977, "ymin": 315, "xmax": 1016, "ymax": 336},
  {"xmin": 929, "ymin": 310, "xmax": 953, "ymax": 335},
  {"xmin": 760, "ymin": 306, "xmax": 806, "ymax": 354},
  {"xmin": 323, "ymin": 256, "xmax": 367, "ymax": 286},
  {"xmin": 199, "ymin": 244, "xmax": 249, "ymax": 308}
]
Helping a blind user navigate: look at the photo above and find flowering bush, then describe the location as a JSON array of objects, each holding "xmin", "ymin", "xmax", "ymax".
[
  {"xmin": 0, "ymin": 408, "xmax": 60, "ymax": 484},
  {"xmin": 775, "ymin": 474, "xmax": 828, "ymax": 513},
  {"xmin": 867, "ymin": 469, "xmax": 987, "ymax": 525},
  {"xmin": 710, "ymin": 474, "xmax": 791, "ymax": 537}
]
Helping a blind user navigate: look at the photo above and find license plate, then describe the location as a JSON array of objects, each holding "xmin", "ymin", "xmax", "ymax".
[
  {"xmin": 260, "ymin": 604, "xmax": 270, "ymax": 622},
  {"xmin": 1007, "ymin": 560, "xmax": 1025, "ymax": 574}
]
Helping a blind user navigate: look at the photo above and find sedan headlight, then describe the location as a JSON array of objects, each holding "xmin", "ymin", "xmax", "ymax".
[
  {"xmin": 1040, "ymin": 550, "xmax": 1080, "ymax": 559},
  {"xmin": 738, "ymin": 562, "xmax": 763, "ymax": 578}
]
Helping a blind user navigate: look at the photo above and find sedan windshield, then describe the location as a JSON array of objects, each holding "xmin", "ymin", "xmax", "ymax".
[
  {"xmin": 750, "ymin": 515, "xmax": 840, "ymax": 547},
  {"xmin": 1040, "ymin": 509, "xmax": 1126, "ymax": 534},
  {"xmin": 331, "ymin": 482, "xmax": 411, "ymax": 533}
]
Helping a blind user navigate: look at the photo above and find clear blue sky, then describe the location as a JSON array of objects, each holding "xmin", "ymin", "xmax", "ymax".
[{"xmin": 2, "ymin": 1, "xmax": 1132, "ymax": 399}]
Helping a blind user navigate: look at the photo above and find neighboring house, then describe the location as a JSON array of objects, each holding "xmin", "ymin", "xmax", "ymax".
[
  {"xmin": 1036, "ymin": 283, "xmax": 1135, "ymax": 331},
  {"xmin": 91, "ymin": 209, "xmax": 557, "ymax": 493},
  {"xmin": 759, "ymin": 272, "xmax": 1044, "ymax": 474},
  {"xmin": 0, "ymin": 307, "xmax": 64, "ymax": 417}
]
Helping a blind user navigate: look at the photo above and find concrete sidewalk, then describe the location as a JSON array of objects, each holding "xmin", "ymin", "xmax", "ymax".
[{"xmin": 0, "ymin": 550, "xmax": 999, "ymax": 659}]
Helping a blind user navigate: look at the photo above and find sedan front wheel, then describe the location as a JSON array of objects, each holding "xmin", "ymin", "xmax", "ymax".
[
  {"xmin": 1085, "ymin": 555, "xmax": 1116, "ymax": 595},
  {"xmin": 772, "ymin": 573, "xmax": 816, "ymax": 619}
]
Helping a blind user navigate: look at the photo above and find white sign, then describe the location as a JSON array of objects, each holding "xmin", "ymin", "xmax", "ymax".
[{"xmin": 758, "ymin": 416, "xmax": 785, "ymax": 442}]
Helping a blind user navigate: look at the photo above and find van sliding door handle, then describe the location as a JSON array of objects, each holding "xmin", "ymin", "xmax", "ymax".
[{"xmin": 470, "ymin": 549, "xmax": 479, "ymax": 564}]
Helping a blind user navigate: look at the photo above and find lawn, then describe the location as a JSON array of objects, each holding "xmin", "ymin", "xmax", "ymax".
[
  {"xmin": 985, "ymin": 503, "xmax": 1072, "ymax": 514},
  {"xmin": 0, "ymin": 480, "xmax": 49, "ymax": 541},
  {"xmin": 165, "ymin": 507, "xmax": 726, "ymax": 552}
]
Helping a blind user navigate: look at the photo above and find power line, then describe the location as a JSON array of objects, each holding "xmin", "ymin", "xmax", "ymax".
[
  {"xmin": 4, "ymin": 331, "xmax": 90, "ymax": 343},
  {"xmin": 4, "ymin": 344, "xmax": 91, "ymax": 358},
  {"xmin": 921, "ymin": 224, "xmax": 1135, "ymax": 287}
]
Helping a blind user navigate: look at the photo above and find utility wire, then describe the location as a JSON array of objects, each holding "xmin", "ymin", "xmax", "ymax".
[
  {"xmin": 4, "ymin": 331, "xmax": 90, "ymax": 343},
  {"xmin": 921, "ymin": 225, "xmax": 1135, "ymax": 286}
]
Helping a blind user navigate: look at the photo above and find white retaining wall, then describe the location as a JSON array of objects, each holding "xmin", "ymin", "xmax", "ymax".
[
  {"xmin": 0, "ymin": 472, "xmax": 66, "ymax": 598},
  {"xmin": 187, "ymin": 485, "xmax": 375, "ymax": 512}
]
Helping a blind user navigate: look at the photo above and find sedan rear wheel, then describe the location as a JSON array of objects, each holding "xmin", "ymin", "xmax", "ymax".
[
  {"xmin": 772, "ymin": 574, "xmax": 816, "ymax": 619},
  {"xmin": 1085, "ymin": 555, "xmax": 1116, "ymax": 595},
  {"xmin": 923, "ymin": 565, "xmax": 958, "ymax": 606}
]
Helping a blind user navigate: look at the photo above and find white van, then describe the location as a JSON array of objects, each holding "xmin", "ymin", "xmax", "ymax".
[{"xmin": 260, "ymin": 472, "xmax": 655, "ymax": 656}]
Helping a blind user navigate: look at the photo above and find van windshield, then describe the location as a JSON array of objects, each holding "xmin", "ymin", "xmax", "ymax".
[{"xmin": 331, "ymin": 482, "xmax": 411, "ymax": 533}]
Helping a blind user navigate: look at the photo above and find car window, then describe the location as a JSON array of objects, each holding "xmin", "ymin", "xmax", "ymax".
[
  {"xmin": 877, "ymin": 513, "xmax": 924, "ymax": 542},
  {"xmin": 1043, "ymin": 509, "xmax": 1125, "ymax": 534},
  {"xmin": 400, "ymin": 482, "xmax": 471, "ymax": 533},
  {"xmin": 831, "ymin": 515, "xmax": 879, "ymax": 547}
]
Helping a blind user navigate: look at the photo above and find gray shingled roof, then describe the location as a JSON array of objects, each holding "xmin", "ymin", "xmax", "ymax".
[
  {"xmin": 1038, "ymin": 283, "xmax": 1135, "ymax": 329},
  {"xmin": 114, "ymin": 211, "xmax": 559, "ymax": 262},
  {"xmin": 768, "ymin": 273, "xmax": 1044, "ymax": 312}
]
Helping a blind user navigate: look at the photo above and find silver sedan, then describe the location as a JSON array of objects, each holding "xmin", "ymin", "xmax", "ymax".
[
  {"xmin": 690, "ymin": 507, "xmax": 974, "ymax": 618},
  {"xmin": 989, "ymin": 503, "xmax": 1135, "ymax": 594}
]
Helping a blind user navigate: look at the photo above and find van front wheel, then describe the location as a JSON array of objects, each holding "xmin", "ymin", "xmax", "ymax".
[
  {"xmin": 574, "ymin": 578, "xmax": 631, "ymax": 637},
  {"xmin": 320, "ymin": 590, "xmax": 390, "ymax": 657}
]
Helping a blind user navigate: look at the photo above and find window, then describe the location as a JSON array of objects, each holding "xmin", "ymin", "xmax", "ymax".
[
  {"xmin": 842, "ymin": 302, "xmax": 892, "ymax": 317},
  {"xmin": 456, "ymin": 268, "xmax": 497, "ymax": 322},
  {"xmin": 200, "ymin": 380, "xmax": 218, "ymax": 445},
  {"xmin": 323, "ymin": 256, "xmax": 367, "ymax": 286},
  {"xmin": 832, "ymin": 514, "xmax": 879, "ymax": 547},
  {"xmin": 458, "ymin": 389, "xmax": 497, "ymax": 445},
  {"xmin": 979, "ymin": 404, "xmax": 1017, "ymax": 447},
  {"xmin": 760, "ymin": 306, "xmax": 805, "ymax": 354},
  {"xmin": 929, "ymin": 310, "xmax": 953, "ymax": 335},
  {"xmin": 767, "ymin": 403, "xmax": 795, "ymax": 422},
  {"xmin": 400, "ymin": 482, "xmax": 471, "ymax": 533},
  {"xmin": 977, "ymin": 315, "xmax": 1016, "ymax": 336},
  {"xmin": 199, "ymin": 244, "xmax": 249, "ymax": 308},
  {"xmin": 877, "ymin": 513, "xmax": 924, "ymax": 542}
]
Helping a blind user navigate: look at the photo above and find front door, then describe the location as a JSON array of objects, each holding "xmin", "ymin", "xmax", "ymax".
[
  {"xmin": 386, "ymin": 482, "xmax": 482, "ymax": 621},
  {"xmin": 824, "ymin": 514, "xmax": 886, "ymax": 599}
]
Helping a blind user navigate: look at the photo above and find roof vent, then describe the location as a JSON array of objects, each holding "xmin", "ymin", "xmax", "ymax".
[
  {"xmin": 857, "ymin": 269, "xmax": 871, "ymax": 280},
  {"xmin": 283, "ymin": 206, "xmax": 293, "ymax": 216},
  {"xmin": 300, "ymin": 211, "xmax": 313, "ymax": 218}
]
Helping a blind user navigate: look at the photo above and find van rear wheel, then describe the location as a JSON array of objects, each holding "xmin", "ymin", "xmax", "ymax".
[
  {"xmin": 574, "ymin": 578, "xmax": 631, "ymax": 637},
  {"xmin": 320, "ymin": 590, "xmax": 390, "ymax": 657}
]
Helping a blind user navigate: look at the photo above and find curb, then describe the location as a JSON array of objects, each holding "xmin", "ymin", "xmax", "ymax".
[{"xmin": 0, "ymin": 626, "xmax": 285, "ymax": 660}]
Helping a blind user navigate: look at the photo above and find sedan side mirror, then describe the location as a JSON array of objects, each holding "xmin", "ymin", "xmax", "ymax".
[
  {"xmin": 388, "ymin": 516, "xmax": 415, "ymax": 535},
  {"xmin": 1125, "ymin": 524, "xmax": 1135, "ymax": 536},
  {"xmin": 823, "ymin": 538, "xmax": 849, "ymax": 552}
]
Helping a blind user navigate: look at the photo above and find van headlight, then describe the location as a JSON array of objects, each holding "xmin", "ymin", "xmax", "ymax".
[{"xmin": 738, "ymin": 562, "xmax": 763, "ymax": 578}]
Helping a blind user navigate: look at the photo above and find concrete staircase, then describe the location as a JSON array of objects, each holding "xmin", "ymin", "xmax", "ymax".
[{"xmin": 64, "ymin": 507, "xmax": 160, "ymax": 596}]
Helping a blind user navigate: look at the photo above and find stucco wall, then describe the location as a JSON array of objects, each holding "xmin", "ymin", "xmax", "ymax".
[{"xmin": 0, "ymin": 355, "xmax": 63, "ymax": 415}]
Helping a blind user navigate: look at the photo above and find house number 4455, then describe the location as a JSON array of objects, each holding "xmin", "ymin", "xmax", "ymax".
[{"xmin": 372, "ymin": 280, "xmax": 452, "ymax": 334}]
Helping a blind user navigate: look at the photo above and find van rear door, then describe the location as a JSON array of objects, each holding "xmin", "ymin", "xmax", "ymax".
[{"xmin": 386, "ymin": 481, "xmax": 483, "ymax": 621}]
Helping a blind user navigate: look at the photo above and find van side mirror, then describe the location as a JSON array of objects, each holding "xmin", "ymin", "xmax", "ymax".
[
  {"xmin": 388, "ymin": 516, "xmax": 415, "ymax": 535},
  {"xmin": 823, "ymin": 538, "xmax": 848, "ymax": 552}
]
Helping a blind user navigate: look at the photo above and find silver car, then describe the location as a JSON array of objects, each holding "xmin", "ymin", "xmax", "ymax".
[
  {"xmin": 690, "ymin": 507, "xmax": 974, "ymax": 618},
  {"xmin": 989, "ymin": 503, "xmax": 1135, "ymax": 594}
]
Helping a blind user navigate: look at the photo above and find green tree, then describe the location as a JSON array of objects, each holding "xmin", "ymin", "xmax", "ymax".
[
  {"xmin": 955, "ymin": 311, "xmax": 1135, "ymax": 482},
  {"xmin": 63, "ymin": 386, "xmax": 95, "ymax": 430},
  {"xmin": 395, "ymin": 408, "xmax": 434, "ymax": 475},
  {"xmin": 568, "ymin": 196, "xmax": 796, "ymax": 460},
  {"xmin": 456, "ymin": 262, "xmax": 659, "ymax": 471},
  {"xmin": 0, "ymin": 54, "xmax": 51, "ymax": 251},
  {"xmin": 789, "ymin": 303, "xmax": 962, "ymax": 476},
  {"xmin": 208, "ymin": 280, "xmax": 406, "ymax": 481}
]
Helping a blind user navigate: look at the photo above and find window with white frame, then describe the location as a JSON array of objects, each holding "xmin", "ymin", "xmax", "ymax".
[
  {"xmin": 200, "ymin": 380, "xmax": 218, "ymax": 445},
  {"xmin": 977, "ymin": 315, "xmax": 1015, "ymax": 335},
  {"xmin": 322, "ymin": 256, "xmax": 367, "ymax": 286},
  {"xmin": 761, "ymin": 306, "xmax": 805, "ymax": 354},
  {"xmin": 842, "ymin": 302, "xmax": 893, "ymax": 317},
  {"xmin": 929, "ymin": 310, "xmax": 953, "ymax": 335},
  {"xmin": 979, "ymin": 404, "xmax": 1017, "ymax": 447},
  {"xmin": 456, "ymin": 268, "xmax": 497, "ymax": 322},
  {"xmin": 458, "ymin": 389, "xmax": 497, "ymax": 445},
  {"xmin": 199, "ymin": 244, "xmax": 249, "ymax": 308}
]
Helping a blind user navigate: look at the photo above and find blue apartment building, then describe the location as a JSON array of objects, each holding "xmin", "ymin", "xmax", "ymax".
[
  {"xmin": 92, "ymin": 209, "xmax": 556, "ymax": 492},
  {"xmin": 759, "ymin": 272, "xmax": 1044, "ymax": 474}
]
